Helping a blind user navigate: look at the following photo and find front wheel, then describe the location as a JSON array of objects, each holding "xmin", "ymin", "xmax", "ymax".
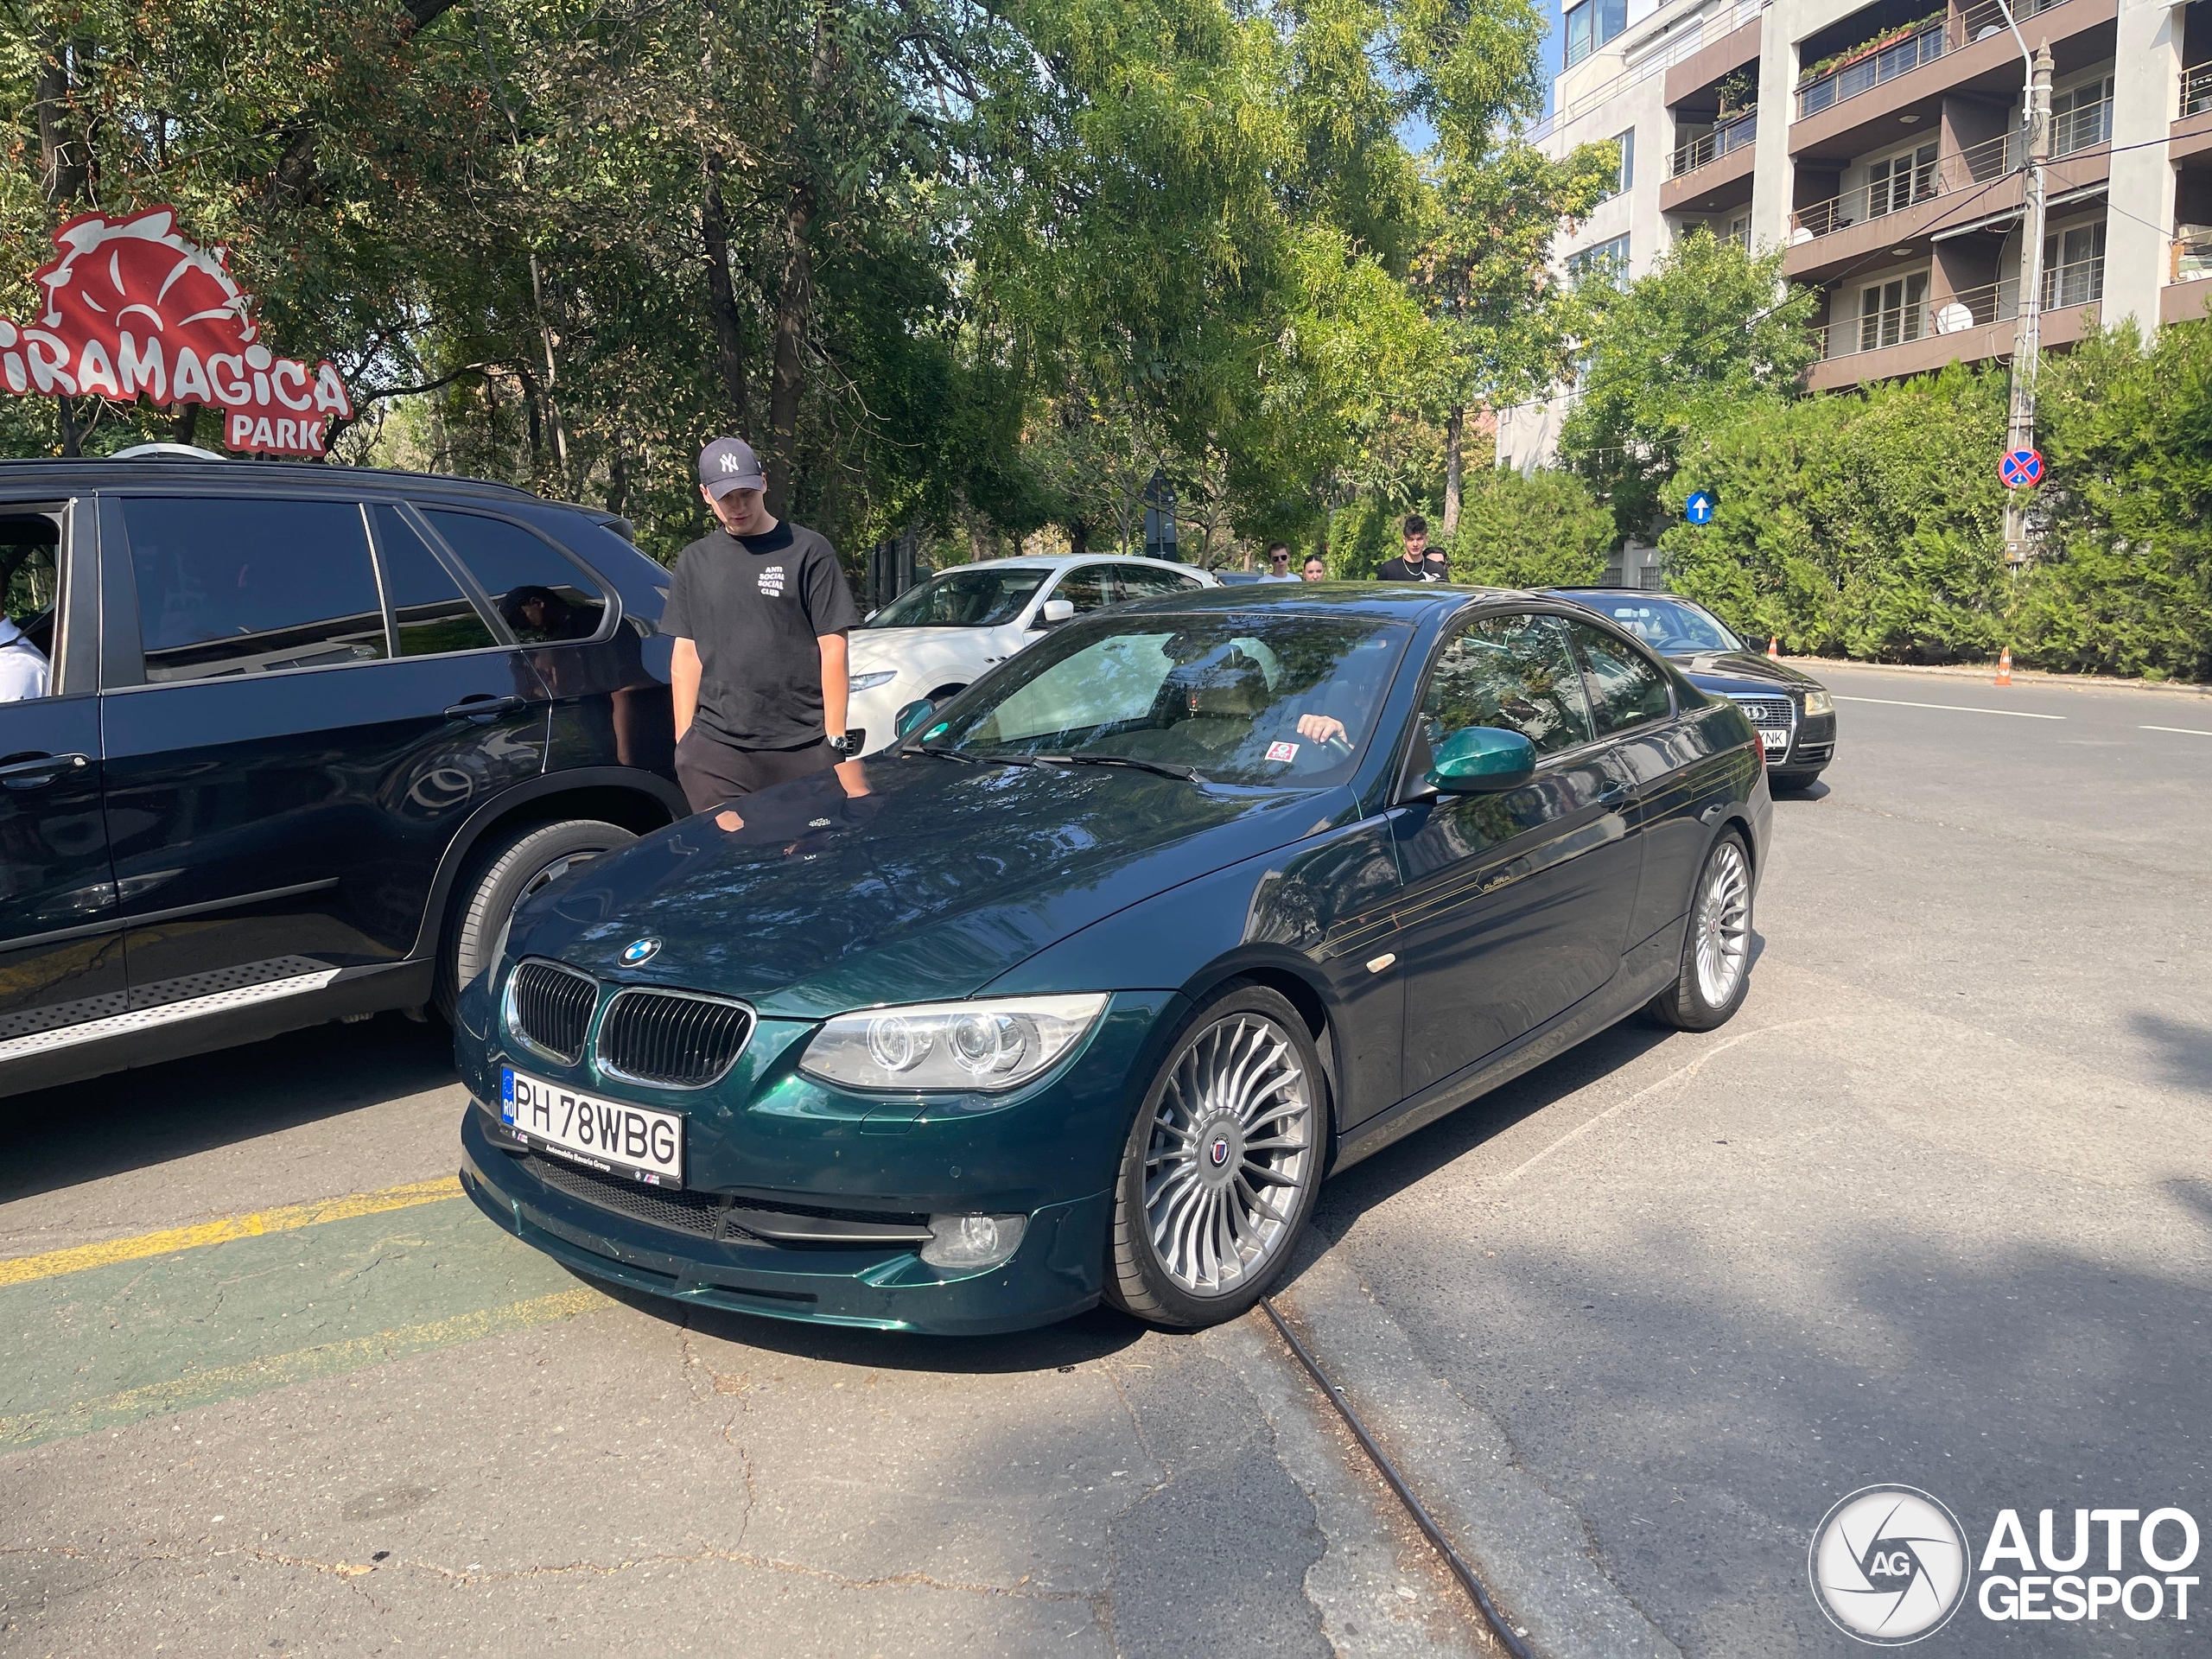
[
  {"xmin": 435, "ymin": 818, "xmax": 636, "ymax": 1021},
  {"xmin": 1646, "ymin": 830, "xmax": 1754, "ymax": 1032},
  {"xmin": 1104, "ymin": 982, "xmax": 1325, "ymax": 1328}
]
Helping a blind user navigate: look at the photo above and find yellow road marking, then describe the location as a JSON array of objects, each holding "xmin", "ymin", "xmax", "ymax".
[
  {"xmin": 0, "ymin": 1175, "xmax": 463, "ymax": 1290},
  {"xmin": 0, "ymin": 1286, "xmax": 607, "ymax": 1449}
]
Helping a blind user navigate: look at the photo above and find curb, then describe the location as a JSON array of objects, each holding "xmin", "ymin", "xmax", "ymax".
[{"xmin": 1773, "ymin": 655, "xmax": 2212, "ymax": 700}]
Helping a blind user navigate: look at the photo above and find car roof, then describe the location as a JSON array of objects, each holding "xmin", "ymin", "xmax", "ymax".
[
  {"xmin": 0, "ymin": 456, "xmax": 598, "ymax": 516},
  {"xmin": 923, "ymin": 553, "xmax": 1208, "ymax": 574},
  {"xmin": 1109, "ymin": 582, "xmax": 1540, "ymax": 620}
]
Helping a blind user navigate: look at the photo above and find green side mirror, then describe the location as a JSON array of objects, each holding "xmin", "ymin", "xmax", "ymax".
[
  {"xmin": 1427, "ymin": 726, "xmax": 1536, "ymax": 793},
  {"xmin": 894, "ymin": 698, "xmax": 938, "ymax": 738}
]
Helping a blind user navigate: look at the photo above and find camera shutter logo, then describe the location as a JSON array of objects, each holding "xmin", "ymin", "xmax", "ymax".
[{"xmin": 1808, "ymin": 1485, "xmax": 1969, "ymax": 1644}]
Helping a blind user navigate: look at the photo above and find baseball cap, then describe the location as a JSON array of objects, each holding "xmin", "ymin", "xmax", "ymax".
[{"xmin": 698, "ymin": 436, "xmax": 766, "ymax": 498}]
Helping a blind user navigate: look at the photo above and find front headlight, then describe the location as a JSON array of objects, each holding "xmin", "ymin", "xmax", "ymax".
[
  {"xmin": 848, "ymin": 669, "xmax": 899, "ymax": 692},
  {"xmin": 799, "ymin": 994, "xmax": 1108, "ymax": 1093},
  {"xmin": 1802, "ymin": 687, "xmax": 1834, "ymax": 716}
]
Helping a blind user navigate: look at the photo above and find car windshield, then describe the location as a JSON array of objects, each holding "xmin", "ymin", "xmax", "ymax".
[
  {"xmin": 919, "ymin": 612, "xmax": 1413, "ymax": 787},
  {"xmin": 868, "ymin": 567, "xmax": 1049, "ymax": 629},
  {"xmin": 1573, "ymin": 595, "xmax": 1740, "ymax": 655}
]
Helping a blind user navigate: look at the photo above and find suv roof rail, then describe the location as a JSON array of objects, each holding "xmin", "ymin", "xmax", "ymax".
[{"xmin": 108, "ymin": 442, "xmax": 227, "ymax": 461}]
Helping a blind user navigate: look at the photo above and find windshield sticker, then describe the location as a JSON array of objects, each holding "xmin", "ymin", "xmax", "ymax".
[{"xmin": 1266, "ymin": 741, "xmax": 1299, "ymax": 762}]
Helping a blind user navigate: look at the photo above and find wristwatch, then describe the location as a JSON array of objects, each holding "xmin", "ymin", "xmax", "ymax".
[{"xmin": 827, "ymin": 731, "xmax": 864, "ymax": 756}]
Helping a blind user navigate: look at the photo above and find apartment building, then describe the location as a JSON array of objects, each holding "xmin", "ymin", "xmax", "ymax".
[{"xmin": 1496, "ymin": 0, "xmax": 2212, "ymax": 576}]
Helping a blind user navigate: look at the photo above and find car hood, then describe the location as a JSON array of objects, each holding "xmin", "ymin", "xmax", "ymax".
[
  {"xmin": 510, "ymin": 758, "xmax": 1354, "ymax": 1019},
  {"xmin": 1671, "ymin": 650, "xmax": 1825, "ymax": 696}
]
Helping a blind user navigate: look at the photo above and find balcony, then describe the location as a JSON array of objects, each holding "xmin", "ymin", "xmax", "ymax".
[
  {"xmin": 2177, "ymin": 60, "xmax": 2212, "ymax": 158},
  {"xmin": 1669, "ymin": 111, "xmax": 1758, "ymax": 178},
  {"xmin": 1805, "ymin": 256, "xmax": 2103, "ymax": 389},
  {"xmin": 2186, "ymin": 60, "xmax": 2212, "ymax": 119},
  {"xmin": 1529, "ymin": 0, "xmax": 1765, "ymax": 144},
  {"xmin": 1789, "ymin": 130, "xmax": 2014, "ymax": 239},
  {"xmin": 2164, "ymin": 230, "xmax": 2212, "ymax": 324}
]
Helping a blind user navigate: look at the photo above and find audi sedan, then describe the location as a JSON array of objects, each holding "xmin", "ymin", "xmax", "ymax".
[
  {"xmin": 1549, "ymin": 589, "xmax": 1836, "ymax": 791},
  {"xmin": 454, "ymin": 586, "xmax": 1770, "ymax": 1335}
]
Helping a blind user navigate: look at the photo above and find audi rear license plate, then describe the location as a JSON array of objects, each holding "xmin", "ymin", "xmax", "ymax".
[
  {"xmin": 500, "ymin": 1066, "xmax": 684, "ymax": 1187},
  {"xmin": 1759, "ymin": 728, "xmax": 1791, "ymax": 756}
]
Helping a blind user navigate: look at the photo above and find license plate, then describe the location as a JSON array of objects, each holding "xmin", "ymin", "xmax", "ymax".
[
  {"xmin": 500, "ymin": 1066, "xmax": 684, "ymax": 1187},
  {"xmin": 1759, "ymin": 728, "xmax": 1791, "ymax": 755}
]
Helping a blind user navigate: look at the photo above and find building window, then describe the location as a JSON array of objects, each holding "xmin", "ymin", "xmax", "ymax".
[
  {"xmin": 1608, "ymin": 128, "xmax": 1635, "ymax": 196},
  {"xmin": 1727, "ymin": 213, "xmax": 1751, "ymax": 246},
  {"xmin": 1567, "ymin": 233, "xmax": 1630, "ymax": 285},
  {"xmin": 2050, "ymin": 75, "xmax": 2113, "ymax": 156},
  {"xmin": 2044, "ymin": 221, "xmax": 2106, "ymax": 308},
  {"xmin": 1858, "ymin": 271, "xmax": 1927, "ymax": 351},
  {"xmin": 1565, "ymin": 0, "xmax": 1628, "ymax": 66},
  {"xmin": 1866, "ymin": 142, "xmax": 1938, "ymax": 221}
]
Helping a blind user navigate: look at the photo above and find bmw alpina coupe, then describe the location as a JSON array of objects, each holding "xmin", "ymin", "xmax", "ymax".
[{"xmin": 455, "ymin": 585, "xmax": 1770, "ymax": 1334}]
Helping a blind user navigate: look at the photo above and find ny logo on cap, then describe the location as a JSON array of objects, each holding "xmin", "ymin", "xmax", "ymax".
[{"xmin": 721, "ymin": 453, "xmax": 742, "ymax": 473}]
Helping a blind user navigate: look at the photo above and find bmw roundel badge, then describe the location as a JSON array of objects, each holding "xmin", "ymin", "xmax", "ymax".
[
  {"xmin": 1210, "ymin": 1135, "xmax": 1230, "ymax": 1168},
  {"xmin": 620, "ymin": 937, "xmax": 661, "ymax": 966}
]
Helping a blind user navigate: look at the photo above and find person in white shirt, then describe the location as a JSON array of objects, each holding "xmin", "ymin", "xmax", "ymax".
[
  {"xmin": 1255, "ymin": 542, "xmax": 1301, "ymax": 582},
  {"xmin": 0, "ymin": 615, "xmax": 49, "ymax": 702}
]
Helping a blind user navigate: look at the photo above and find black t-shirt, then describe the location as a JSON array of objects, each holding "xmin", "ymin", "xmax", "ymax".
[
  {"xmin": 1376, "ymin": 555, "xmax": 1439, "ymax": 582},
  {"xmin": 661, "ymin": 520, "xmax": 861, "ymax": 749}
]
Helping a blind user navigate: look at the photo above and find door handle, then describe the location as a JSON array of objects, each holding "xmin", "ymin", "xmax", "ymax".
[
  {"xmin": 0, "ymin": 751, "xmax": 90, "ymax": 787},
  {"xmin": 444, "ymin": 695, "xmax": 528, "ymax": 721}
]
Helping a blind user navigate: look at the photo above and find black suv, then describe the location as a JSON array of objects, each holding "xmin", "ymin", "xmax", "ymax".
[{"xmin": 0, "ymin": 455, "xmax": 681, "ymax": 1099}]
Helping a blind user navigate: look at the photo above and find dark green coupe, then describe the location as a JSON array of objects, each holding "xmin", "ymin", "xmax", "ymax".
[{"xmin": 454, "ymin": 585, "xmax": 1770, "ymax": 1333}]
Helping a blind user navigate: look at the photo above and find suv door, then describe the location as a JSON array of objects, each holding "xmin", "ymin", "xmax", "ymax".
[
  {"xmin": 99, "ymin": 493, "xmax": 550, "ymax": 1009},
  {"xmin": 1386, "ymin": 611, "xmax": 1643, "ymax": 1104},
  {"xmin": 0, "ymin": 500, "xmax": 123, "ymax": 1055}
]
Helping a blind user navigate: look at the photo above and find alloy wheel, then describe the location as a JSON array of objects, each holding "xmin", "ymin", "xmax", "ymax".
[
  {"xmin": 1142, "ymin": 1013, "xmax": 1314, "ymax": 1297},
  {"xmin": 1693, "ymin": 839, "xmax": 1751, "ymax": 1007}
]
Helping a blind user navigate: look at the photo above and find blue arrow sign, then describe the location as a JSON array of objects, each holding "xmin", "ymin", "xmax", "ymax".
[
  {"xmin": 1684, "ymin": 489, "xmax": 1716, "ymax": 524},
  {"xmin": 2000, "ymin": 448, "xmax": 2044, "ymax": 490}
]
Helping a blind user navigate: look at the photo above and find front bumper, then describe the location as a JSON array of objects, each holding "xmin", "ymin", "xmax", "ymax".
[{"xmin": 454, "ymin": 976, "xmax": 1181, "ymax": 1334}]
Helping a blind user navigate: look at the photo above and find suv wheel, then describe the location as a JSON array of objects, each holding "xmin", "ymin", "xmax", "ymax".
[{"xmin": 435, "ymin": 818, "xmax": 635, "ymax": 1021}]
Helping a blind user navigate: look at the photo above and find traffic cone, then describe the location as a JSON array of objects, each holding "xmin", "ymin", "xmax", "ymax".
[
  {"xmin": 1995, "ymin": 647, "xmax": 2012, "ymax": 686},
  {"xmin": 1766, "ymin": 635, "xmax": 1780, "ymax": 660}
]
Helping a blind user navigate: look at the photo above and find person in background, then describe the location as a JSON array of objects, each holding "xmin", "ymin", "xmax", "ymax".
[
  {"xmin": 1256, "ymin": 541, "xmax": 1300, "ymax": 582},
  {"xmin": 1376, "ymin": 515, "xmax": 1443, "ymax": 582},
  {"xmin": 663, "ymin": 437, "xmax": 865, "ymax": 813},
  {"xmin": 0, "ymin": 613, "xmax": 48, "ymax": 701},
  {"xmin": 1300, "ymin": 555, "xmax": 1327, "ymax": 582}
]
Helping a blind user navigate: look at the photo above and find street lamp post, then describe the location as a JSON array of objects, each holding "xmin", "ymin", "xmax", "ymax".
[{"xmin": 1999, "ymin": 15, "xmax": 2055, "ymax": 564}]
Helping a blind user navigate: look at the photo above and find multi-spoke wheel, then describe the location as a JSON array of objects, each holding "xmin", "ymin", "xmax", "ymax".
[
  {"xmin": 1648, "ymin": 830, "xmax": 1756, "ymax": 1032},
  {"xmin": 1105, "ymin": 982, "xmax": 1325, "ymax": 1326}
]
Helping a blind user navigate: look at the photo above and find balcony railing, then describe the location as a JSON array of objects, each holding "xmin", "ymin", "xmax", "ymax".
[
  {"xmin": 2183, "ymin": 60, "xmax": 2212, "ymax": 118},
  {"xmin": 2050, "ymin": 93, "xmax": 2111, "ymax": 156},
  {"xmin": 1794, "ymin": 0, "xmax": 2065, "ymax": 123},
  {"xmin": 1810, "ymin": 257, "xmax": 2103, "ymax": 361},
  {"xmin": 1669, "ymin": 111, "xmax": 1758, "ymax": 178},
  {"xmin": 1789, "ymin": 130, "xmax": 2014, "ymax": 240},
  {"xmin": 2173, "ymin": 231, "xmax": 2212, "ymax": 283}
]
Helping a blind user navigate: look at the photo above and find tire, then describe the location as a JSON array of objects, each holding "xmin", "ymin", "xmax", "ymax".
[
  {"xmin": 1104, "ymin": 982, "xmax": 1326, "ymax": 1328},
  {"xmin": 1646, "ymin": 830, "xmax": 1754, "ymax": 1033},
  {"xmin": 1770, "ymin": 768, "xmax": 1825, "ymax": 794},
  {"xmin": 434, "ymin": 818, "xmax": 636, "ymax": 1022}
]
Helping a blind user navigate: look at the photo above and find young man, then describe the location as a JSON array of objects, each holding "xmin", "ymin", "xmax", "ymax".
[
  {"xmin": 662, "ymin": 437, "xmax": 864, "ymax": 813},
  {"xmin": 1300, "ymin": 554, "xmax": 1327, "ymax": 582},
  {"xmin": 0, "ymin": 613, "xmax": 48, "ymax": 702},
  {"xmin": 1376, "ymin": 515, "xmax": 1444, "ymax": 582},
  {"xmin": 1256, "ymin": 541, "xmax": 1300, "ymax": 582}
]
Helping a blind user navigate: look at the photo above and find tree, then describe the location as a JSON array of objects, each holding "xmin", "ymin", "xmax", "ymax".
[
  {"xmin": 1448, "ymin": 467, "xmax": 1610, "ymax": 587},
  {"xmin": 1559, "ymin": 232, "xmax": 1817, "ymax": 544}
]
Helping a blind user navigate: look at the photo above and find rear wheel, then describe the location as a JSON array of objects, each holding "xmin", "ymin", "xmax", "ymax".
[
  {"xmin": 1104, "ymin": 983, "xmax": 1325, "ymax": 1328},
  {"xmin": 435, "ymin": 818, "xmax": 635, "ymax": 1021},
  {"xmin": 1646, "ymin": 830, "xmax": 1754, "ymax": 1032}
]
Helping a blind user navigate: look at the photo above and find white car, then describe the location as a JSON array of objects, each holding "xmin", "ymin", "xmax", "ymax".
[{"xmin": 846, "ymin": 555, "xmax": 1218, "ymax": 754}]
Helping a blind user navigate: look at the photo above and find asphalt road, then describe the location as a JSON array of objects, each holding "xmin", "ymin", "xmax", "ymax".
[{"xmin": 1, "ymin": 660, "xmax": 2206, "ymax": 1656}]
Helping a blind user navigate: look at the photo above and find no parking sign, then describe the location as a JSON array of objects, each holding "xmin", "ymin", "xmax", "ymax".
[{"xmin": 1999, "ymin": 448, "xmax": 2044, "ymax": 490}]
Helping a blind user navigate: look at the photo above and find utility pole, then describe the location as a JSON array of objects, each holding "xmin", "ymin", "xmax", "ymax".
[{"xmin": 2003, "ymin": 35, "xmax": 2054, "ymax": 564}]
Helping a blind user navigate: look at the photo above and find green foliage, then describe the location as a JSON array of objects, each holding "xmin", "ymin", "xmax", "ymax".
[
  {"xmin": 1559, "ymin": 232, "xmax": 1819, "ymax": 545},
  {"xmin": 1448, "ymin": 468, "xmax": 1611, "ymax": 588}
]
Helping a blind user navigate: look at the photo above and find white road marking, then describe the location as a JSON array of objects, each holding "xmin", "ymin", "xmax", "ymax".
[
  {"xmin": 2141, "ymin": 724, "xmax": 2212, "ymax": 738},
  {"xmin": 1832, "ymin": 695, "xmax": 2064, "ymax": 721}
]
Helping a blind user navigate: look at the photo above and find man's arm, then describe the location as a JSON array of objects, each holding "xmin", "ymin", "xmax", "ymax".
[
  {"xmin": 671, "ymin": 637, "xmax": 702, "ymax": 741},
  {"xmin": 818, "ymin": 631, "xmax": 849, "ymax": 741}
]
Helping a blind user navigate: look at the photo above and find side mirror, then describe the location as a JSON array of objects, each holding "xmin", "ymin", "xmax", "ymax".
[
  {"xmin": 1427, "ymin": 726, "xmax": 1536, "ymax": 793},
  {"xmin": 1036, "ymin": 598, "xmax": 1076, "ymax": 626},
  {"xmin": 894, "ymin": 697, "xmax": 939, "ymax": 739}
]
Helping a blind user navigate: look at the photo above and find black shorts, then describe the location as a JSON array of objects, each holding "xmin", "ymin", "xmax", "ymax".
[{"xmin": 675, "ymin": 729, "xmax": 833, "ymax": 813}]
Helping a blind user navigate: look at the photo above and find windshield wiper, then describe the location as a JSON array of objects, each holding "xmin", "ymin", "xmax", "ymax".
[
  {"xmin": 1029, "ymin": 753, "xmax": 1206, "ymax": 783},
  {"xmin": 911, "ymin": 743, "xmax": 979, "ymax": 764}
]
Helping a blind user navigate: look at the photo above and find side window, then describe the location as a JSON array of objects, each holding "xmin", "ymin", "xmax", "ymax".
[
  {"xmin": 422, "ymin": 509, "xmax": 607, "ymax": 645},
  {"xmin": 1421, "ymin": 613, "xmax": 1595, "ymax": 757},
  {"xmin": 119, "ymin": 498, "xmax": 387, "ymax": 683},
  {"xmin": 1567, "ymin": 621, "xmax": 1674, "ymax": 734},
  {"xmin": 1118, "ymin": 565, "xmax": 1200, "ymax": 601},
  {"xmin": 373, "ymin": 506, "xmax": 497, "ymax": 657},
  {"xmin": 1054, "ymin": 565, "xmax": 1121, "ymax": 615},
  {"xmin": 0, "ymin": 512, "xmax": 60, "ymax": 702}
]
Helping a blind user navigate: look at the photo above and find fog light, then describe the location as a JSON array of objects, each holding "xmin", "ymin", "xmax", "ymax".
[{"xmin": 921, "ymin": 1213, "xmax": 1027, "ymax": 1270}]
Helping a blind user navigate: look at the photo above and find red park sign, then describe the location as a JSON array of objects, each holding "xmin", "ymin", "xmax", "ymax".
[{"xmin": 0, "ymin": 207, "xmax": 354, "ymax": 457}]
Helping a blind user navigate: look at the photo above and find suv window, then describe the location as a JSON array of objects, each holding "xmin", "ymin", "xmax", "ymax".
[
  {"xmin": 0, "ymin": 513, "xmax": 60, "ymax": 701},
  {"xmin": 1117, "ymin": 564, "xmax": 1203, "ymax": 601},
  {"xmin": 422, "ymin": 510, "xmax": 607, "ymax": 644},
  {"xmin": 121, "ymin": 498, "xmax": 387, "ymax": 683},
  {"xmin": 372, "ymin": 505, "xmax": 497, "ymax": 657},
  {"xmin": 1421, "ymin": 613, "xmax": 1595, "ymax": 757},
  {"xmin": 1567, "ymin": 620, "xmax": 1674, "ymax": 733},
  {"xmin": 1054, "ymin": 564, "xmax": 1121, "ymax": 615}
]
